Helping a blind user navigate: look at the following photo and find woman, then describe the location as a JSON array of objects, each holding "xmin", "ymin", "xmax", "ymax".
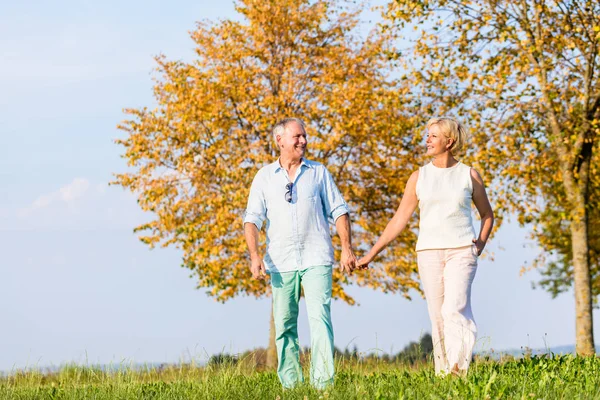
[{"xmin": 357, "ymin": 117, "xmax": 494, "ymax": 375}]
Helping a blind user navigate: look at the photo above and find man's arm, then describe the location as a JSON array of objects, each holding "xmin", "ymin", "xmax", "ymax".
[
  {"xmin": 244, "ymin": 222, "xmax": 266, "ymax": 279},
  {"xmin": 243, "ymin": 171, "xmax": 267, "ymax": 280},
  {"xmin": 335, "ymin": 213, "xmax": 357, "ymax": 274},
  {"xmin": 320, "ymin": 166, "xmax": 356, "ymax": 274}
]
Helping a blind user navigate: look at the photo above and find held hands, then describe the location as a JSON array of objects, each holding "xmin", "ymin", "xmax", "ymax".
[
  {"xmin": 356, "ymin": 253, "xmax": 373, "ymax": 270},
  {"xmin": 339, "ymin": 247, "xmax": 358, "ymax": 274},
  {"xmin": 250, "ymin": 257, "xmax": 267, "ymax": 280},
  {"xmin": 340, "ymin": 249, "xmax": 372, "ymax": 274}
]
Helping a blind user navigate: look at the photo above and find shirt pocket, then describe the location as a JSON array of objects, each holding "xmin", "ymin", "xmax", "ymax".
[{"xmin": 298, "ymin": 195, "xmax": 324, "ymax": 232}]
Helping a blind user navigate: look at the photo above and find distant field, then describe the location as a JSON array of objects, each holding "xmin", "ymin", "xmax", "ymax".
[{"xmin": 1, "ymin": 355, "xmax": 599, "ymax": 399}]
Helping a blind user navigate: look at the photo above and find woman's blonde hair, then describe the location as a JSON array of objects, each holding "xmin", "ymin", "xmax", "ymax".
[{"xmin": 426, "ymin": 117, "xmax": 468, "ymax": 155}]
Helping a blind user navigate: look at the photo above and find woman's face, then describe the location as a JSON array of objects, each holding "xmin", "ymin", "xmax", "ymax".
[{"xmin": 425, "ymin": 124, "xmax": 452, "ymax": 156}]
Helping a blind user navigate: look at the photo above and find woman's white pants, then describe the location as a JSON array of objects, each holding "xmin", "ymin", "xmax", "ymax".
[{"xmin": 417, "ymin": 245, "xmax": 478, "ymax": 374}]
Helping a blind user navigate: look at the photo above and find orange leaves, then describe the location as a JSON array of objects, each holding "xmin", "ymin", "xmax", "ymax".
[
  {"xmin": 113, "ymin": 0, "xmax": 422, "ymax": 304},
  {"xmin": 387, "ymin": 0, "xmax": 600, "ymax": 299}
]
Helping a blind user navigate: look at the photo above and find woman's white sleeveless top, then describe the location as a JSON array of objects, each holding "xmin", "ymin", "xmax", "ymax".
[{"xmin": 415, "ymin": 162, "xmax": 476, "ymax": 251}]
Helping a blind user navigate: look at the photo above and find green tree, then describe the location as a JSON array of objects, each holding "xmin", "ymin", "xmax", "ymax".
[
  {"xmin": 386, "ymin": 0, "xmax": 600, "ymax": 354},
  {"xmin": 395, "ymin": 333, "xmax": 433, "ymax": 364}
]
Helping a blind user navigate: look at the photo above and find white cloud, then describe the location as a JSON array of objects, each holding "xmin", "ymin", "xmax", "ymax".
[
  {"xmin": 18, "ymin": 178, "xmax": 90, "ymax": 217},
  {"xmin": 31, "ymin": 194, "xmax": 54, "ymax": 209},
  {"xmin": 4, "ymin": 177, "xmax": 148, "ymax": 231},
  {"xmin": 59, "ymin": 178, "xmax": 90, "ymax": 202}
]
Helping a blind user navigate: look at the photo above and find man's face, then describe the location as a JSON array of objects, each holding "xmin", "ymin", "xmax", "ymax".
[{"xmin": 277, "ymin": 121, "xmax": 307, "ymax": 159}]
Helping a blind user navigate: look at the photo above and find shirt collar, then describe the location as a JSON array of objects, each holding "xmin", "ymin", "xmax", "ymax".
[{"xmin": 272, "ymin": 158, "xmax": 313, "ymax": 173}]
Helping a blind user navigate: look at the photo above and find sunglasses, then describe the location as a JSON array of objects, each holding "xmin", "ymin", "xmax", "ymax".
[{"xmin": 285, "ymin": 182, "xmax": 293, "ymax": 203}]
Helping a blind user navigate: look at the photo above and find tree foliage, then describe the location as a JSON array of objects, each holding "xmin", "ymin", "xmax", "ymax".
[
  {"xmin": 114, "ymin": 0, "xmax": 425, "ymax": 305},
  {"xmin": 386, "ymin": 0, "xmax": 599, "ymax": 353}
]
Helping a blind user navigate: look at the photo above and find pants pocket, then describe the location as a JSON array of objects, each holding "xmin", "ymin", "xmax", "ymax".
[{"xmin": 472, "ymin": 244, "xmax": 479, "ymax": 258}]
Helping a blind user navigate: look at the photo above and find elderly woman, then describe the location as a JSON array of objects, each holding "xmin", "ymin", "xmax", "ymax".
[{"xmin": 358, "ymin": 117, "xmax": 494, "ymax": 375}]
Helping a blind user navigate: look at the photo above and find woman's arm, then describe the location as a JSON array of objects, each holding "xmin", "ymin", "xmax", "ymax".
[
  {"xmin": 471, "ymin": 168, "xmax": 494, "ymax": 255},
  {"xmin": 357, "ymin": 171, "xmax": 419, "ymax": 268}
]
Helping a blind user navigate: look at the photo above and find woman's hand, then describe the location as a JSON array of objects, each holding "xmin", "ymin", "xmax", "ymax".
[
  {"xmin": 472, "ymin": 238, "xmax": 485, "ymax": 256},
  {"xmin": 356, "ymin": 253, "xmax": 374, "ymax": 269}
]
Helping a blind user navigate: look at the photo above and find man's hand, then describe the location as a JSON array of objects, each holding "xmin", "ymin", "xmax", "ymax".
[
  {"xmin": 250, "ymin": 257, "xmax": 267, "ymax": 280},
  {"xmin": 245, "ymin": 222, "xmax": 267, "ymax": 280},
  {"xmin": 340, "ymin": 247, "xmax": 357, "ymax": 274}
]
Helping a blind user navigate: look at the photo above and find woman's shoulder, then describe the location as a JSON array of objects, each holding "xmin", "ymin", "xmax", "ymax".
[
  {"xmin": 456, "ymin": 161, "xmax": 476, "ymax": 177},
  {"xmin": 409, "ymin": 169, "xmax": 420, "ymax": 181},
  {"xmin": 417, "ymin": 162, "xmax": 431, "ymax": 175},
  {"xmin": 468, "ymin": 166, "xmax": 484, "ymax": 184},
  {"xmin": 457, "ymin": 162, "xmax": 480, "ymax": 176},
  {"xmin": 457, "ymin": 161, "xmax": 471, "ymax": 170}
]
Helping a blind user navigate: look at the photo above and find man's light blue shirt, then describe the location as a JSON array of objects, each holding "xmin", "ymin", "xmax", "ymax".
[{"xmin": 243, "ymin": 158, "xmax": 350, "ymax": 273}]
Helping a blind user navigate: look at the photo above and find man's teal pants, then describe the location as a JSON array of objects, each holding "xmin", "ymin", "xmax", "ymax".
[{"xmin": 270, "ymin": 265, "xmax": 334, "ymax": 389}]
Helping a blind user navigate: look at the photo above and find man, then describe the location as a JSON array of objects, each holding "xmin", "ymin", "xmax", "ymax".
[{"xmin": 243, "ymin": 118, "xmax": 357, "ymax": 389}]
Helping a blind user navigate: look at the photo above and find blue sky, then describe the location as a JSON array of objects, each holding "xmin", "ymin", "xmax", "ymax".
[{"xmin": 0, "ymin": 0, "xmax": 597, "ymax": 372}]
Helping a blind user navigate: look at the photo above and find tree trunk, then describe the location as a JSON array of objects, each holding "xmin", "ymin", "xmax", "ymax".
[
  {"xmin": 571, "ymin": 214, "xmax": 595, "ymax": 355},
  {"xmin": 266, "ymin": 299, "xmax": 278, "ymax": 368}
]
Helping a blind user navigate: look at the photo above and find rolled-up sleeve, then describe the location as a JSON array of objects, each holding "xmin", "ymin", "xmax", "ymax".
[
  {"xmin": 243, "ymin": 172, "xmax": 266, "ymax": 230},
  {"xmin": 320, "ymin": 166, "xmax": 349, "ymax": 223}
]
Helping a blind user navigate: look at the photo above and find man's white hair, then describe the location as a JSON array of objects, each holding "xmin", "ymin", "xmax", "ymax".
[{"xmin": 272, "ymin": 118, "xmax": 306, "ymax": 146}]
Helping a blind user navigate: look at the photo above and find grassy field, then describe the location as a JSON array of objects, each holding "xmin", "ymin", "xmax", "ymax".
[{"xmin": 1, "ymin": 354, "xmax": 599, "ymax": 399}]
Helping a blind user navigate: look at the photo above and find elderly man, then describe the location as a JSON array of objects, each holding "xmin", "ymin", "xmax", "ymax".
[{"xmin": 243, "ymin": 118, "xmax": 357, "ymax": 389}]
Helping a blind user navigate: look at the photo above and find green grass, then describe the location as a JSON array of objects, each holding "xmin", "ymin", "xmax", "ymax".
[{"xmin": 1, "ymin": 354, "xmax": 599, "ymax": 399}]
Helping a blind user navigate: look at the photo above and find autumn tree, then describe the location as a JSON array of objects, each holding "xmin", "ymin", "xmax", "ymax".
[
  {"xmin": 114, "ymin": 0, "xmax": 423, "ymax": 367},
  {"xmin": 386, "ymin": 0, "xmax": 600, "ymax": 354}
]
